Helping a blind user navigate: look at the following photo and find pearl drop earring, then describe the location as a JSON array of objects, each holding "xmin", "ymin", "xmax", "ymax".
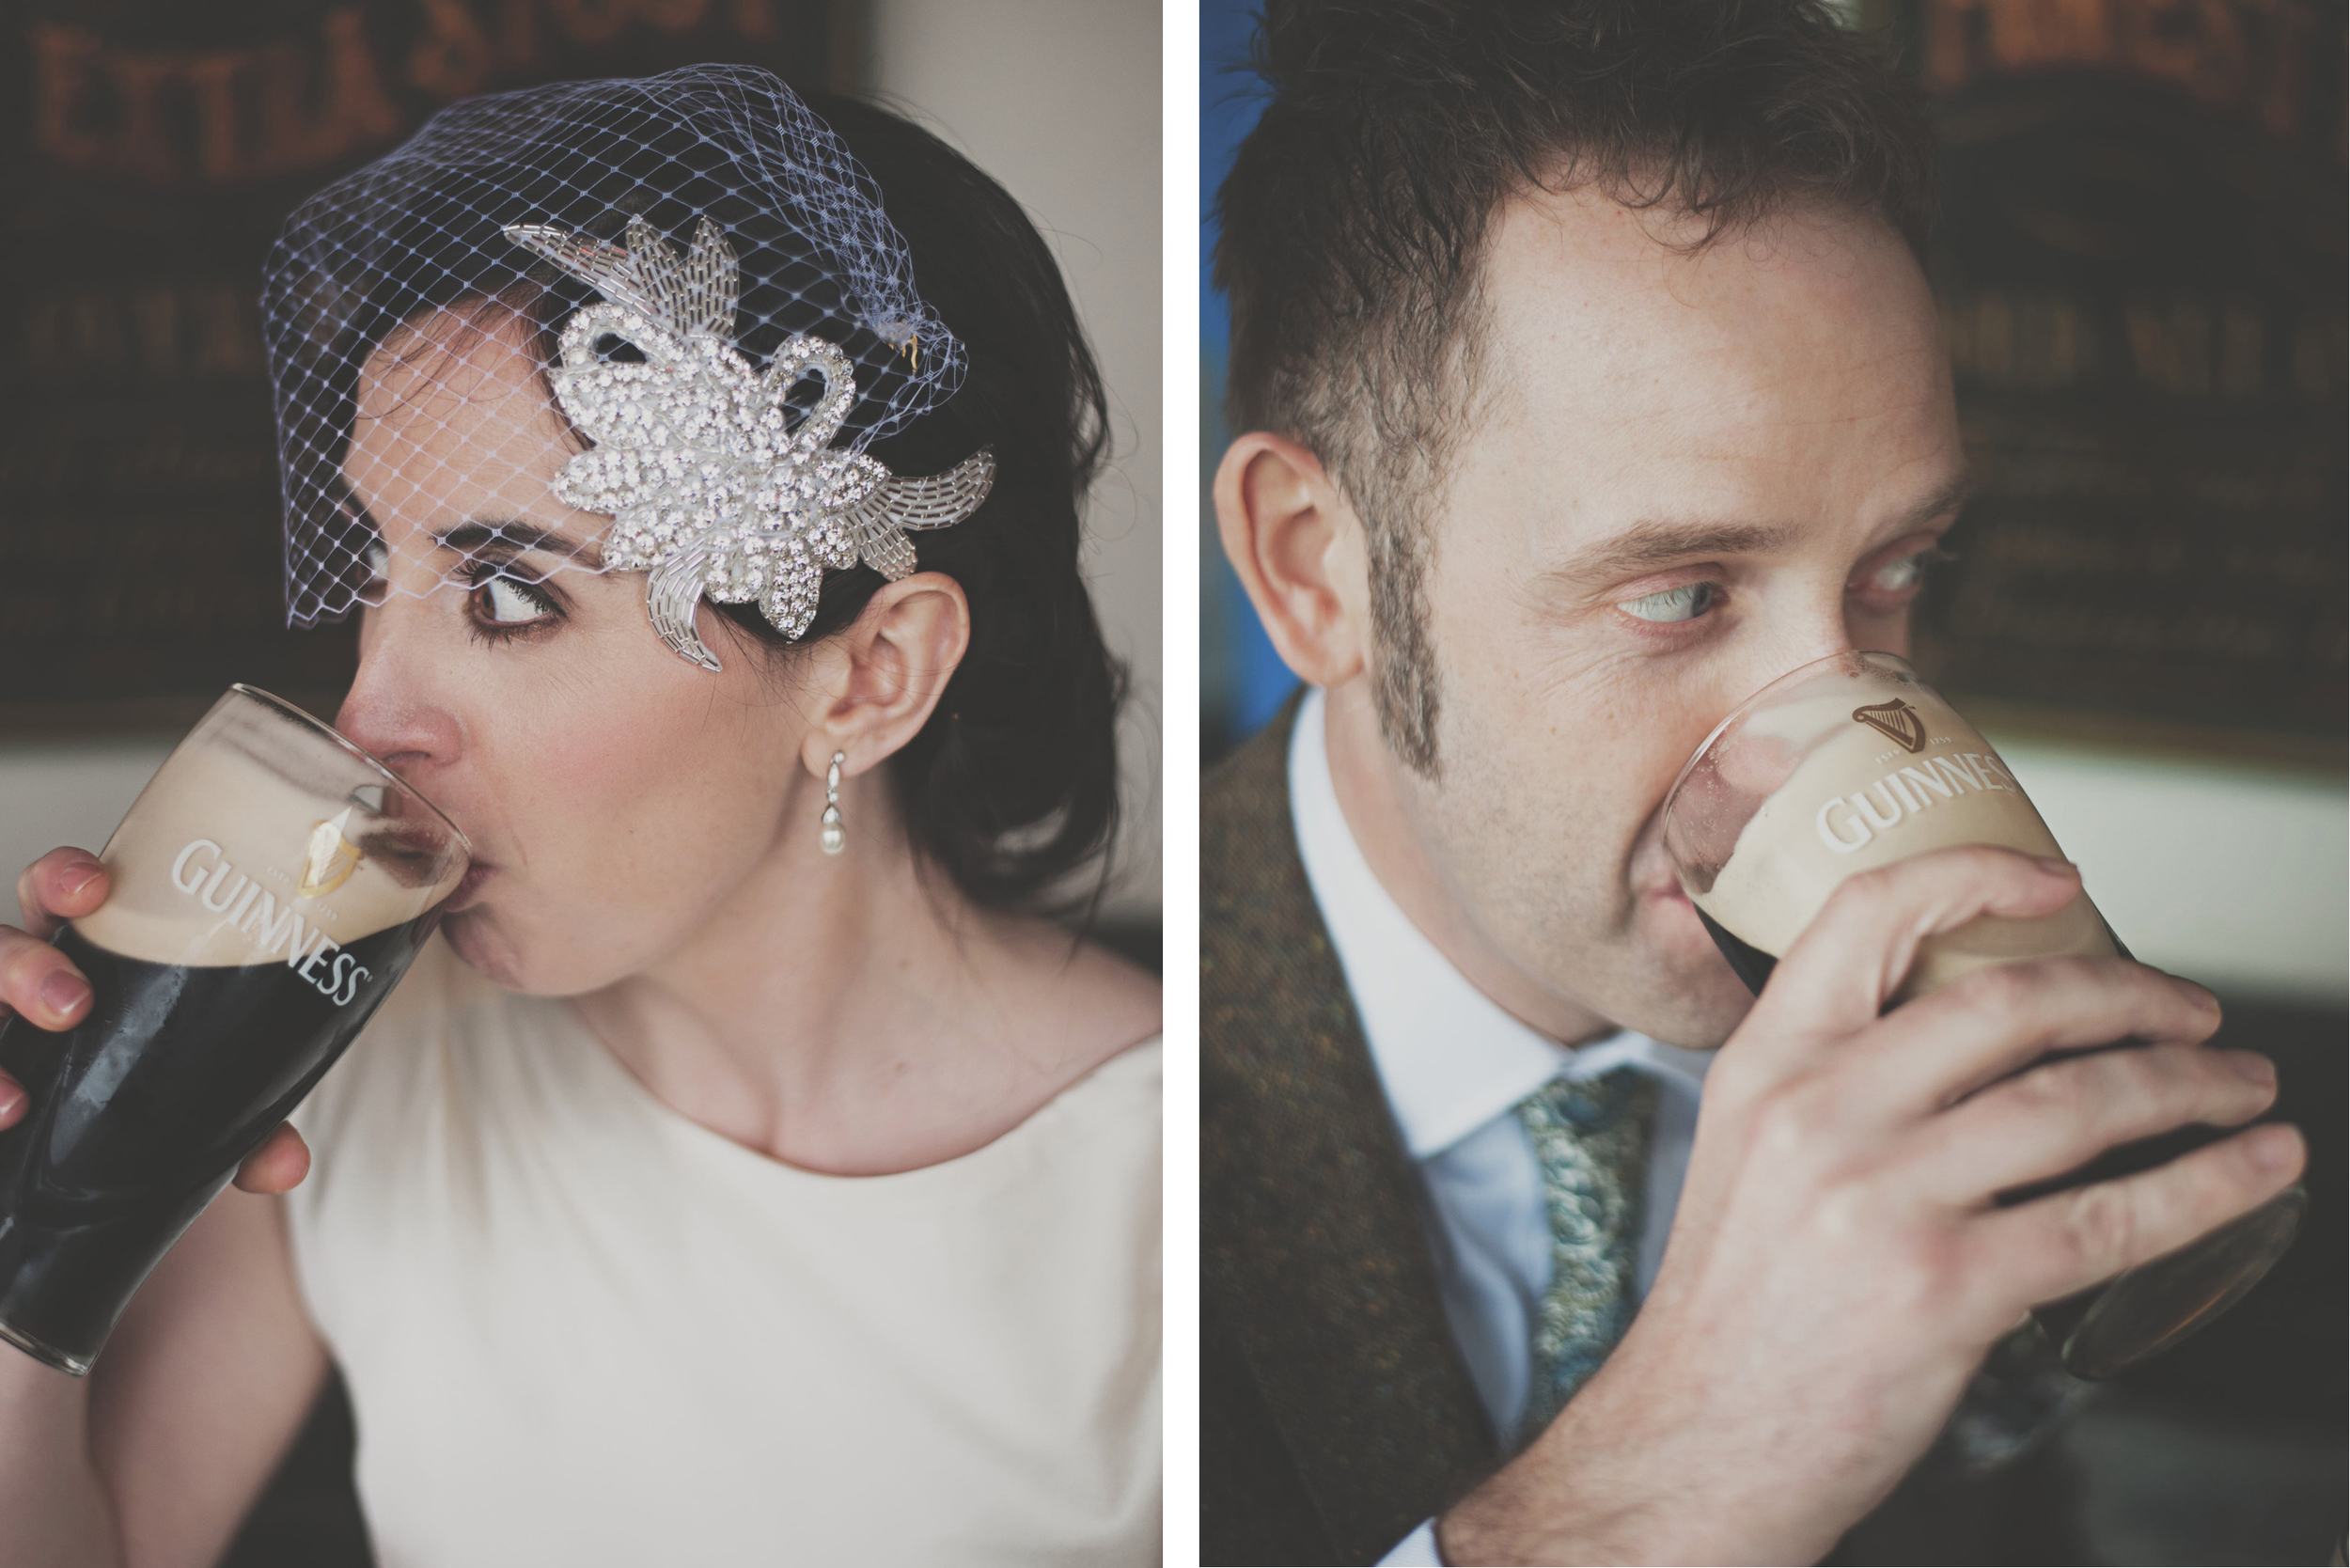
[{"xmin": 820, "ymin": 751, "xmax": 846, "ymax": 855}]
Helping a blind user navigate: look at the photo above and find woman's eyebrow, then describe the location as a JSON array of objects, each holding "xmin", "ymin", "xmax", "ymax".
[{"xmin": 432, "ymin": 520, "xmax": 605, "ymax": 570}]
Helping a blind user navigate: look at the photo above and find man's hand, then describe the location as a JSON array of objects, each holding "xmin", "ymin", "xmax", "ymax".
[{"xmin": 1439, "ymin": 846, "xmax": 2302, "ymax": 1566}]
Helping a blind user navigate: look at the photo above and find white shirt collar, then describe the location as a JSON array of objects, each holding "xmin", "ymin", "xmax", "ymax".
[{"xmin": 1288, "ymin": 687, "xmax": 1710, "ymax": 1160}]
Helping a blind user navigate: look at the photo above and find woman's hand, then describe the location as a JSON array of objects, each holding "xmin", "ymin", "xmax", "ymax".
[{"xmin": 4, "ymin": 848, "xmax": 310, "ymax": 1194}]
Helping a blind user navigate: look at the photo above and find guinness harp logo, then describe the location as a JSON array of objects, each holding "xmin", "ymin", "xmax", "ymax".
[{"xmin": 1852, "ymin": 698, "xmax": 1928, "ymax": 753}]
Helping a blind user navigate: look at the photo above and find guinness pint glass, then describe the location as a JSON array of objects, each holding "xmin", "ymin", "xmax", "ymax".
[
  {"xmin": 1662, "ymin": 651, "xmax": 2302, "ymax": 1379},
  {"xmin": 0, "ymin": 686, "xmax": 467, "ymax": 1374}
]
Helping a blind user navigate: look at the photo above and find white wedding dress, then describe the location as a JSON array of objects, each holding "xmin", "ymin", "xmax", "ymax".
[{"xmin": 286, "ymin": 936, "xmax": 1161, "ymax": 1567}]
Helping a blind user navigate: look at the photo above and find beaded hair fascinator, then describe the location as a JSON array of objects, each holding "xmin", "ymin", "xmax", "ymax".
[{"xmin": 262, "ymin": 65, "xmax": 991, "ymax": 670}]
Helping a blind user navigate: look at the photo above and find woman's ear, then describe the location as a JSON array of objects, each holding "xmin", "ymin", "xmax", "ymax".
[{"xmin": 799, "ymin": 572, "xmax": 971, "ymax": 778}]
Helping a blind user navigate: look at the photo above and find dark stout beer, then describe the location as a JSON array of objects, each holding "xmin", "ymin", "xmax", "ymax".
[
  {"xmin": 0, "ymin": 688, "xmax": 465, "ymax": 1374},
  {"xmin": 0, "ymin": 919, "xmax": 436, "ymax": 1371},
  {"xmin": 1692, "ymin": 904, "xmax": 1776, "ymax": 995},
  {"xmin": 1687, "ymin": 894, "xmax": 2287, "ymax": 1362}
]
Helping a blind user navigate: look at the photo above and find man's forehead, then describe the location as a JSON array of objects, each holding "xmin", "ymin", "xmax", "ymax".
[
  {"xmin": 1449, "ymin": 184, "xmax": 1956, "ymax": 556},
  {"xmin": 1479, "ymin": 184, "xmax": 1932, "ymax": 416}
]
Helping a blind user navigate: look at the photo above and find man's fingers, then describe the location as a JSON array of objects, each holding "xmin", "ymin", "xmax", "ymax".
[
  {"xmin": 232, "ymin": 1125, "xmax": 311, "ymax": 1195},
  {"xmin": 1859, "ymin": 955, "xmax": 2223, "ymax": 1116},
  {"xmin": 14, "ymin": 849, "xmax": 108, "ymax": 940},
  {"xmin": 1757, "ymin": 845, "xmax": 2084, "ymax": 1044},
  {"xmin": 1912, "ymin": 1040, "xmax": 2277, "ymax": 1205},
  {"xmin": 1976, "ymin": 1121, "xmax": 2306, "ymax": 1309},
  {"xmin": 0, "ymin": 927, "xmax": 92, "ymax": 1031}
]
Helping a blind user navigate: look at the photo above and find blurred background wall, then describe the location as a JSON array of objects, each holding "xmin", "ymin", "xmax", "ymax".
[
  {"xmin": 1199, "ymin": 4, "xmax": 2342, "ymax": 1562},
  {"xmin": 0, "ymin": 0, "xmax": 1162, "ymax": 931}
]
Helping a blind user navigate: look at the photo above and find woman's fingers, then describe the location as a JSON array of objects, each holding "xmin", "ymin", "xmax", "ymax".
[
  {"xmin": 0, "ymin": 926, "xmax": 93, "ymax": 1032},
  {"xmin": 1, "ymin": 848, "xmax": 107, "ymax": 1037},
  {"xmin": 15, "ymin": 849, "xmax": 108, "ymax": 941},
  {"xmin": 10, "ymin": 846, "xmax": 309, "ymax": 1200},
  {"xmin": 232, "ymin": 1125, "xmax": 311, "ymax": 1196},
  {"xmin": 0, "ymin": 852, "xmax": 109, "ymax": 1146}
]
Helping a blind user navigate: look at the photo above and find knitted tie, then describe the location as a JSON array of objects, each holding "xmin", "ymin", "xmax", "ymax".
[{"xmin": 1515, "ymin": 1067, "xmax": 1658, "ymax": 1442}]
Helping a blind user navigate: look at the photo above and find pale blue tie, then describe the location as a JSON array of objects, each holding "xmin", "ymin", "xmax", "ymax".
[{"xmin": 1514, "ymin": 1067, "xmax": 1657, "ymax": 1442}]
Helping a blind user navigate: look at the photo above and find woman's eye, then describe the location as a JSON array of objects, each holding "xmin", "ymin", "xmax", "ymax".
[
  {"xmin": 475, "ymin": 574, "xmax": 556, "ymax": 625},
  {"xmin": 359, "ymin": 542, "xmax": 391, "ymax": 606},
  {"xmin": 1618, "ymin": 582, "xmax": 1718, "ymax": 624}
]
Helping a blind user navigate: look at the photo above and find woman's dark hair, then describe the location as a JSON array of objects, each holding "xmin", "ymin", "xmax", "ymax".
[
  {"xmin": 733, "ymin": 92, "xmax": 1124, "ymax": 916},
  {"xmin": 269, "ymin": 75, "xmax": 1122, "ymax": 916}
]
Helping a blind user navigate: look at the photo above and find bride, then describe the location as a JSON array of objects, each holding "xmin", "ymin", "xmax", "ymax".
[{"xmin": 0, "ymin": 68, "xmax": 1159, "ymax": 1567}]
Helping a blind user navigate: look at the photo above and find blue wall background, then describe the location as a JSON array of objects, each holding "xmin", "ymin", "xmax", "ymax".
[{"xmin": 1199, "ymin": 0, "xmax": 1298, "ymax": 760}]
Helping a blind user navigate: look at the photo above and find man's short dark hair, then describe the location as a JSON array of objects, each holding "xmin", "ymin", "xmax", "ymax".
[{"xmin": 1215, "ymin": 0, "xmax": 1935, "ymax": 775}]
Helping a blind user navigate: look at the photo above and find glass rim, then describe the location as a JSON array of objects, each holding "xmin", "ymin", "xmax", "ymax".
[
  {"xmin": 1661, "ymin": 649, "xmax": 1919, "ymax": 850},
  {"xmin": 227, "ymin": 683, "xmax": 473, "ymax": 858}
]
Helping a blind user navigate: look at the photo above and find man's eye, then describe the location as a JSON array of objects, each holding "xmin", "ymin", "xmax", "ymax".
[
  {"xmin": 1618, "ymin": 582, "xmax": 1717, "ymax": 623},
  {"xmin": 1856, "ymin": 544, "xmax": 1956, "ymax": 597},
  {"xmin": 475, "ymin": 574, "xmax": 555, "ymax": 625},
  {"xmin": 1868, "ymin": 553, "xmax": 1927, "ymax": 593}
]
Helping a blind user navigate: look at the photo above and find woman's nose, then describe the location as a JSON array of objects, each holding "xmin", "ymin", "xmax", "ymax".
[{"xmin": 335, "ymin": 606, "xmax": 463, "ymax": 775}]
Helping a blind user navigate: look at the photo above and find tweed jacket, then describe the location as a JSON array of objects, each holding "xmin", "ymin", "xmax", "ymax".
[{"xmin": 1200, "ymin": 699, "xmax": 1497, "ymax": 1566}]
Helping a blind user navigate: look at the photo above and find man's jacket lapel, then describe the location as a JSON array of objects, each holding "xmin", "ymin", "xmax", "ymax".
[{"xmin": 1201, "ymin": 699, "xmax": 1496, "ymax": 1564}]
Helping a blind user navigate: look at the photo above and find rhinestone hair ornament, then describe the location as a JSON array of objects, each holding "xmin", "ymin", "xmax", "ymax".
[{"xmin": 262, "ymin": 65, "xmax": 992, "ymax": 670}]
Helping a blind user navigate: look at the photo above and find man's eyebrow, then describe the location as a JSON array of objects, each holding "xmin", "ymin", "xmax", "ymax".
[
  {"xmin": 431, "ymin": 520, "xmax": 604, "ymax": 570},
  {"xmin": 1538, "ymin": 471, "xmax": 1977, "ymax": 588},
  {"xmin": 1899, "ymin": 470, "xmax": 1978, "ymax": 534},
  {"xmin": 1542, "ymin": 521, "xmax": 1802, "ymax": 587}
]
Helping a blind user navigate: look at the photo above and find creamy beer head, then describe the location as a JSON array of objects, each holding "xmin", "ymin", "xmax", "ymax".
[
  {"xmin": 74, "ymin": 687, "xmax": 466, "ymax": 978},
  {"xmin": 1664, "ymin": 651, "xmax": 2111, "ymax": 999}
]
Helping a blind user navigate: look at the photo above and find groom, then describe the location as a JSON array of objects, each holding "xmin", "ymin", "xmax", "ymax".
[{"xmin": 1200, "ymin": 3, "xmax": 2305, "ymax": 1563}]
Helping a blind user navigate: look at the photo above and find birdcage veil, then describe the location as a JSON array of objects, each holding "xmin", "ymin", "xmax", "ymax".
[{"xmin": 262, "ymin": 63, "xmax": 993, "ymax": 670}]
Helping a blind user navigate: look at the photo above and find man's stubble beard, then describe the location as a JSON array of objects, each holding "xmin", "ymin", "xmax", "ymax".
[
  {"xmin": 1358, "ymin": 486, "xmax": 1751, "ymax": 1048},
  {"xmin": 1364, "ymin": 511, "xmax": 1445, "ymax": 780},
  {"xmin": 1394, "ymin": 671, "xmax": 1756, "ymax": 1051}
]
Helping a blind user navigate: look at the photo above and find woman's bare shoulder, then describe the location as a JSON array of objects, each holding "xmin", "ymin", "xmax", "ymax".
[
  {"xmin": 959, "ymin": 907, "xmax": 1161, "ymax": 1105},
  {"xmin": 988, "ymin": 917, "xmax": 1161, "ymax": 1089}
]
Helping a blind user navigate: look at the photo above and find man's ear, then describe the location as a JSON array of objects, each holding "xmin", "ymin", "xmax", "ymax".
[
  {"xmin": 795, "ymin": 571, "xmax": 970, "ymax": 780},
  {"xmin": 1214, "ymin": 431, "xmax": 1370, "ymax": 686}
]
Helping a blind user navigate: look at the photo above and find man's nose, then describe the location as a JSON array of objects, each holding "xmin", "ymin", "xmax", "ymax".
[
  {"xmin": 335, "ymin": 606, "xmax": 462, "ymax": 776},
  {"xmin": 1743, "ymin": 606, "xmax": 1860, "ymax": 698}
]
